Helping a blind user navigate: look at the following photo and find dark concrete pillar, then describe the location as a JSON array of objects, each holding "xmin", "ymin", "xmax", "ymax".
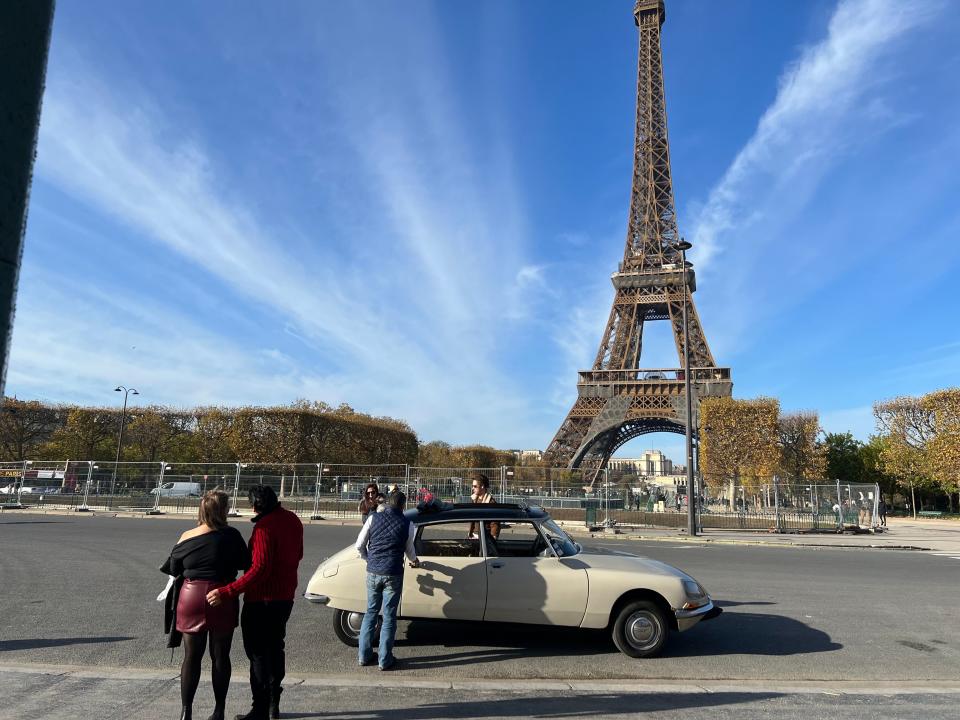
[{"xmin": 0, "ymin": 1, "xmax": 56, "ymax": 395}]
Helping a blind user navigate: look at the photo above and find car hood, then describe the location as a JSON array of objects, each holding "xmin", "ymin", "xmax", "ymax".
[
  {"xmin": 316, "ymin": 545, "xmax": 359, "ymax": 571},
  {"xmin": 577, "ymin": 549, "xmax": 694, "ymax": 581}
]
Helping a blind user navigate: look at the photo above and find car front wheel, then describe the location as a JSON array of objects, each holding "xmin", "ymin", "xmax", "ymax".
[
  {"xmin": 611, "ymin": 600, "xmax": 668, "ymax": 658},
  {"xmin": 332, "ymin": 609, "xmax": 379, "ymax": 647}
]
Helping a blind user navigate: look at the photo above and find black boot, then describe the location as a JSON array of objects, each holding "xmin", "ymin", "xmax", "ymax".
[
  {"xmin": 235, "ymin": 707, "xmax": 268, "ymax": 720},
  {"xmin": 270, "ymin": 687, "xmax": 282, "ymax": 719},
  {"xmin": 206, "ymin": 704, "xmax": 225, "ymax": 720},
  {"xmin": 180, "ymin": 707, "xmax": 192, "ymax": 720}
]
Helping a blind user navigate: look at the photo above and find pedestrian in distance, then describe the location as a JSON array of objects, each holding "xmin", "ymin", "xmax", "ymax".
[
  {"xmin": 878, "ymin": 495, "xmax": 887, "ymax": 526},
  {"xmin": 358, "ymin": 482, "xmax": 380, "ymax": 524},
  {"xmin": 207, "ymin": 485, "xmax": 304, "ymax": 720},
  {"xmin": 355, "ymin": 490, "xmax": 419, "ymax": 671},
  {"xmin": 161, "ymin": 489, "xmax": 250, "ymax": 720}
]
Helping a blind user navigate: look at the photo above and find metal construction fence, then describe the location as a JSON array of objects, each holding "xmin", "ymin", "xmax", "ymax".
[{"xmin": 0, "ymin": 460, "xmax": 881, "ymax": 532}]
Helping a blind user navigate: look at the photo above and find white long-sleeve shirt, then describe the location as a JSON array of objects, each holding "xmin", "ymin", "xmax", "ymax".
[{"xmin": 355, "ymin": 514, "xmax": 418, "ymax": 564}]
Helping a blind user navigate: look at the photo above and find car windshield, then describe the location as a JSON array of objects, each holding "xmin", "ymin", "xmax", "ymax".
[{"xmin": 539, "ymin": 519, "xmax": 580, "ymax": 557}]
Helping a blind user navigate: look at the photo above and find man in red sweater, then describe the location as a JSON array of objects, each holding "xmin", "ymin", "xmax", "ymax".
[{"xmin": 207, "ymin": 485, "xmax": 303, "ymax": 720}]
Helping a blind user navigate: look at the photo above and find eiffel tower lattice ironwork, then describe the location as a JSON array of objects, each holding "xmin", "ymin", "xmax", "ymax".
[{"xmin": 543, "ymin": 0, "xmax": 732, "ymax": 484}]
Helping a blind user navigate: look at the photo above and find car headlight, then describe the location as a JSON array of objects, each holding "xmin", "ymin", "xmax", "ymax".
[{"xmin": 682, "ymin": 579, "xmax": 708, "ymax": 609}]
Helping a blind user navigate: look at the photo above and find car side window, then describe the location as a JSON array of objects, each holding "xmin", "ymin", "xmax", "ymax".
[
  {"xmin": 416, "ymin": 522, "xmax": 482, "ymax": 558},
  {"xmin": 492, "ymin": 521, "xmax": 549, "ymax": 558}
]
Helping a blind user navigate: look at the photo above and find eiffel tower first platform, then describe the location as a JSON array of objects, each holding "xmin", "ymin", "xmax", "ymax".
[{"xmin": 543, "ymin": 0, "xmax": 732, "ymax": 478}]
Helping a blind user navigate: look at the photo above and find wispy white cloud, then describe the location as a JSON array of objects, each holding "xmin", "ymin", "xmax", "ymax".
[
  {"xmin": 18, "ymin": 17, "xmax": 548, "ymax": 445},
  {"xmin": 691, "ymin": 0, "xmax": 941, "ymax": 272}
]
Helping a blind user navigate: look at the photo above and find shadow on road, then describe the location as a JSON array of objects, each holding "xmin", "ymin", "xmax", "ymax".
[
  {"xmin": 286, "ymin": 691, "xmax": 782, "ymax": 719},
  {"xmin": 715, "ymin": 600, "xmax": 777, "ymax": 607},
  {"xmin": 669, "ymin": 611, "xmax": 842, "ymax": 657},
  {"xmin": 0, "ymin": 636, "xmax": 135, "ymax": 651},
  {"xmin": 396, "ymin": 620, "xmax": 611, "ymax": 668},
  {"xmin": 395, "ymin": 609, "xmax": 840, "ymax": 666}
]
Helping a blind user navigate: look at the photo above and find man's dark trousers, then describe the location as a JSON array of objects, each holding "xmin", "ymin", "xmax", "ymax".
[{"xmin": 241, "ymin": 600, "xmax": 294, "ymax": 710}]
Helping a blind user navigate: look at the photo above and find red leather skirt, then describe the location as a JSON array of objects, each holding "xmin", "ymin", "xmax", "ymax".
[{"xmin": 176, "ymin": 579, "xmax": 239, "ymax": 634}]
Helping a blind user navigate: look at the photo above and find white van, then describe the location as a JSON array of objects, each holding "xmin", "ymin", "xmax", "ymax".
[{"xmin": 151, "ymin": 481, "xmax": 202, "ymax": 497}]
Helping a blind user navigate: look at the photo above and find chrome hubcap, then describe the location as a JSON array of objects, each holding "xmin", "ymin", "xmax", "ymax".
[
  {"xmin": 626, "ymin": 611, "xmax": 660, "ymax": 649},
  {"xmin": 344, "ymin": 612, "xmax": 364, "ymax": 635}
]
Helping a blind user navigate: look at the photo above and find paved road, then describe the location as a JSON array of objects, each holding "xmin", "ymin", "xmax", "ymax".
[
  {"xmin": 0, "ymin": 514, "xmax": 960, "ymax": 684},
  {"xmin": 1, "ymin": 513, "xmax": 957, "ymax": 685}
]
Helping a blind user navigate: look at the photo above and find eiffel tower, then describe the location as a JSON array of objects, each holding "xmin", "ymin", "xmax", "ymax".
[{"xmin": 543, "ymin": 0, "xmax": 732, "ymax": 482}]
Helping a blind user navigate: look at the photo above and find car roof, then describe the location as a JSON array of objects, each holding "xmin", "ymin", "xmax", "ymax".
[{"xmin": 405, "ymin": 503, "xmax": 550, "ymax": 524}]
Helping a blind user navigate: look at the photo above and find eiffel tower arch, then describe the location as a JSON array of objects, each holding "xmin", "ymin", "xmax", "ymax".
[{"xmin": 544, "ymin": 0, "xmax": 732, "ymax": 481}]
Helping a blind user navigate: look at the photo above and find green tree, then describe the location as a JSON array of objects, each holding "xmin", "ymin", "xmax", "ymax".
[{"xmin": 823, "ymin": 432, "xmax": 865, "ymax": 483}]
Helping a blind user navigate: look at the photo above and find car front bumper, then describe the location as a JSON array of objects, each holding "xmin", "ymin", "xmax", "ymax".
[
  {"xmin": 674, "ymin": 599, "xmax": 722, "ymax": 631},
  {"xmin": 304, "ymin": 592, "xmax": 330, "ymax": 605}
]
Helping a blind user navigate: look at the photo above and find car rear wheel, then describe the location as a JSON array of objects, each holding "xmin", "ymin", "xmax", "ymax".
[
  {"xmin": 612, "ymin": 600, "xmax": 668, "ymax": 658},
  {"xmin": 332, "ymin": 609, "xmax": 379, "ymax": 647}
]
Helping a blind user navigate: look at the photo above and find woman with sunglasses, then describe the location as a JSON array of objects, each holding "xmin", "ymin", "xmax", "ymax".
[{"xmin": 358, "ymin": 483, "xmax": 380, "ymax": 524}]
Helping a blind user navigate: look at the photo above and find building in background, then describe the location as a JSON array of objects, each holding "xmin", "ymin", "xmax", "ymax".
[
  {"xmin": 513, "ymin": 449, "xmax": 543, "ymax": 465},
  {"xmin": 609, "ymin": 450, "xmax": 675, "ymax": 476}
]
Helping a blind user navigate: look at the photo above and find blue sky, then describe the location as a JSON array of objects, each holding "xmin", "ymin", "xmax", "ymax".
[{"xmin": 9, "ymin": 0, "xmax": 960, "ymax": 462}]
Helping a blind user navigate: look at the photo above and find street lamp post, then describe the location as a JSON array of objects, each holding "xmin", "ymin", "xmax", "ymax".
[
  {"xmin": 111, "ymin": 386, "xmax": 139, "ymax": 494},
  {"xmin": 311, "ymin": 462, "xmax": 326, "ymax": 520},
  {"xmin": 671, "ymin": 239, "xmax": 697, "ymax": 537},
  {"xmin": 76, "ymin": 460, "xmax": 95, "ymax": 512}
]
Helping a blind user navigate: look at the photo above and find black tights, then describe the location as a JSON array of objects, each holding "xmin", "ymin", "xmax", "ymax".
[{"xmin": 181, "ymin": 630, "xmax": 234, "ymax": 711}]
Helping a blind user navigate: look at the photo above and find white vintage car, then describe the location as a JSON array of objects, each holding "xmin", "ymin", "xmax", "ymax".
[{"xmin": 305, "ymin": 504, "xmax": 720, "ymax": 658}]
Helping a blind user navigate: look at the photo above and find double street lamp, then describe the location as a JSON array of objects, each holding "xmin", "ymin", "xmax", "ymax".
[
  {"xmin": 670, "ymin": 239, "xmax": 697, "ymax": 537},
  {"xmin": 111, "ymin": 386, "xmax": 139, "ymax": 494}
]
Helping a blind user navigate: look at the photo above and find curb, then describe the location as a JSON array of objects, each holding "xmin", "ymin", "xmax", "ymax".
[
  {"xmin": 3, "ymin": 507, "xmax": 947, "ymax": 553},
  {"xmin": 1, "ymin": 663, "xmax": 958, "ymax": 695}
]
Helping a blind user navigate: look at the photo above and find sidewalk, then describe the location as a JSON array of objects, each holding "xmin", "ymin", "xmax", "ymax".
[
  {"xmin": 572, "ymin": 516, "xmax": 960, "ymax": 554},
  {"xmin": 1, "ymin": 661, "xmax": 957, "ymax": 720},
  {"xmin": 5, "ymin": 505, "xmax": 959, "ymax": 553}
]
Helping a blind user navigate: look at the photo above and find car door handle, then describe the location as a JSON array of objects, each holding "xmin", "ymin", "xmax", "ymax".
[{"xmin": 490, "ymin": 562, "xmax": 504, "ymax": 568}]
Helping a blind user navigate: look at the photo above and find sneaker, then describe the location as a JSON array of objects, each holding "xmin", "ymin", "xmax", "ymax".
[{"xmin": 379, "ymin": 656, "xmax": 397, "ymax": 671}]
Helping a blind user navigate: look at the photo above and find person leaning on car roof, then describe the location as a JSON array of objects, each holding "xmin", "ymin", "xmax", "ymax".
[{"xmin": 467, "ymin": 472, "xmax": 500, "ymax": 540}]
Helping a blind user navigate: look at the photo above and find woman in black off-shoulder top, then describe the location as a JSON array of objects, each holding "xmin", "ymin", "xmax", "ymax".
[{"xmin": 161, "ymin": 489, "xmax": 250, "ymax": 720}]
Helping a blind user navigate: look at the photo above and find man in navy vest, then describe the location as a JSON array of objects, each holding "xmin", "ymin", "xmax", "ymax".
[{"xmin": 354, "ymin": 490, "xmax": 419, "ymax": 670}]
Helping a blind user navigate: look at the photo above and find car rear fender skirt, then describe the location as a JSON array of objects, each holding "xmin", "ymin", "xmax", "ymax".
[{"xmin": 608, "ymin": 590, "xmax": 677, "ymax": 632}]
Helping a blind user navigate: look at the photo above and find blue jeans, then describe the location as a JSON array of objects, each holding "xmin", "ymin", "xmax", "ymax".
[{"xmin": 358, "ymin": 572, "xmax": 402, "ymax": 668}]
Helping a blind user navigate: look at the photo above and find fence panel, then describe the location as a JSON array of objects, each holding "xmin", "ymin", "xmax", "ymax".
[{"xmin": 0, "ymin": 458, "xmax": 883, "ymax": 532}]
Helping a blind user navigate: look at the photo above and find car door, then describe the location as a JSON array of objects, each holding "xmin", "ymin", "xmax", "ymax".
[
  {"xmin": 400, "ymin": 521, "xmax": 487, "ymax": 621},
  {"xmin": 483, "ymin": 520, "xmax": 588, "ymax": 626}
]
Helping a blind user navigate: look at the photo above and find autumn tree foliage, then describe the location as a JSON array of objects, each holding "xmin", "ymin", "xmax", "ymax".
[
  {"xmin": 925, "ymin": 389, "xmax": 960, "ymax": 503},
  {"xmin": 0, "ymin": 398, "xmax": 64, "ymax": 460},
  {"xmin": 416, "ymin": 441, "xmax": 513, "ymax": 468},
  {"xmin": 698, "ymin": 397, "xmax": 780, "ymax": 494},
  {"xmin": 876, "ymin": 389, "xmax": 960, "ymax": 512},
  {"xmin": 0, "ymin": 397, "xmax": 419, "ymax": 465},
  {"xmin": 777, "ymin": 412, "xmax": 827, "ymax": 490},
  {"xmin": 874, "ymin": 395, "xmax": 936, "ymax": 496}
]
